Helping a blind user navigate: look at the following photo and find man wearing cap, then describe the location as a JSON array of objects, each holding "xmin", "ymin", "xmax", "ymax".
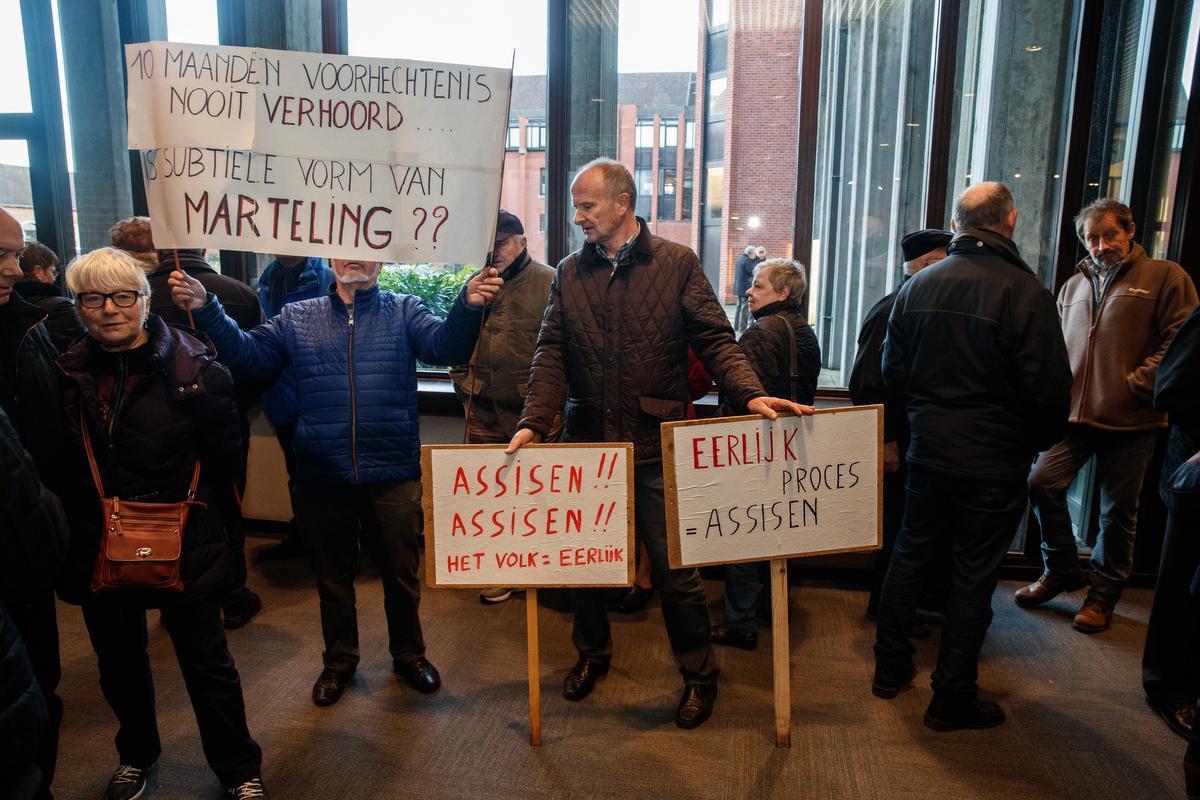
[
  {"xmin": 1018, "ymin": 198, "xmax": 1198, "ymax": 633},
  {"xmin": 850, "ymin": 228, "xmax": 951, "ymax": 624},
  {"xmin": 450, "ymin": 210, "xmax": 555, "ymax": 605}
]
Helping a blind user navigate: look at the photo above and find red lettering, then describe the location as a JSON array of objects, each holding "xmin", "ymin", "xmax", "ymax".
[
  {"xmin": 566, "ymin": 508, "xmax": 582, "ymax": 534},
  {"xmin": 450, "ymin": 513, "xmax": 465, "ymax": 536},
  {"xmin": 236, "ymin": 195, "xmax": 260, "ymax": 236},
  {"xmin": 545, "ymin": 507, "xmax": 559, "ymax": 535},
  {"xmin": 184, "ymin": 191, "xmax": 208, "ymax": 235},
  {"xmin": 784, "ymin": 428, "xmax": 799, "ymax": 460},
  {"xmin": 474, "ymin": 465, "xmax": 489, "ymax": 496},
  {"xmin": 363, "ymin": 206, "xmax": 392, "ymax": 250},
  {"xmin": 206, "ymin": 193, "xmax": 232, "ymax": 236},
  {"xmin": 267, "ymin": 197, "xmax": 288, "ymax": 239},
  {"xmin": 727, "ymin": 435, "xmax": 742, "ymax": 466},
  {"xmin": 452, "ymin": 467, "xmax": 470, "ymax": 495},
  {"xmin": 528, "ymin": 464, "xmax": 544, "ymax": 494},
  {"xmin": 692, "ymin": 437, "xmax": 707, "ymax": 470}
]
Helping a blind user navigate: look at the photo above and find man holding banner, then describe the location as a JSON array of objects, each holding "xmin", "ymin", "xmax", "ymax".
[
  {"xmin": 171, "ymin": 256, "xmax": 503, "ymax": 708},
  {"xmin": 507, "ymin": 158, "xmax": 808, "ymax": 729}
]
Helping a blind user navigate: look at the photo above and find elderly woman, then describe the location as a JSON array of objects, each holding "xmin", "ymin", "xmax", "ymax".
[
  {"xmin": 58, "ymin": 248, "xmax": 265, "ymax": 800},
  {"xmin": 712, "ymin": 259, "xmax": 822, "ymax": 650}
]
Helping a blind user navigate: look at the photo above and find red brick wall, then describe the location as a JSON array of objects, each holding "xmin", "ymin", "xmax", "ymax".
[{"xmin": 500, "ymin": 116, "xmax": 548, "ymax": 263}]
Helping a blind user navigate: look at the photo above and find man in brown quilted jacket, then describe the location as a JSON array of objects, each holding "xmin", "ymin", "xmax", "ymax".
[
  {"xmin": 507, "ymin": 158, "xmax": 809, "ymax": 729},
  {"xmin": 1017, "ymin": 199, "xmax": 1198, "ymax": 633}
]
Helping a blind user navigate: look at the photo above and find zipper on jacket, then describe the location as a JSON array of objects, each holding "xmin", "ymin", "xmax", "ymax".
[{"xmin": 347, "ymin": 301, "xmax": 360, "ymax": 482}]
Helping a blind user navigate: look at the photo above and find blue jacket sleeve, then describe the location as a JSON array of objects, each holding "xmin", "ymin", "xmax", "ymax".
[
  {"xmin": 404, "ymin": 288, "xmax": 483, "ymax": 367},
  {"xmin": 191, "ymin": 294, "xmax": 290, "ymax": 383}
]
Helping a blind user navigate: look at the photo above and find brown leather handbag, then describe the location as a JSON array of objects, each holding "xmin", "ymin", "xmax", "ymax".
[{"xmin": 81, "ymin": 408, "xmax": 201, "ymax": 593}]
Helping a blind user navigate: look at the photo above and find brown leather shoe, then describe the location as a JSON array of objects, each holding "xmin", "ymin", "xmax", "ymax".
[
  {"xmin": 676, "ymin": 682, "xmax": 717, "ymax": 729},
  {"xmin": 1073, "ymin": 597, "xmax": 1113, "ymax": 633},
  {"xmin": 1013, "ymin": 572, "xmax": 1088, "ymax": 608}
]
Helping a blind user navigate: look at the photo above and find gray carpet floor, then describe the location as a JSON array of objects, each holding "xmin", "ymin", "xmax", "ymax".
[{"xmin": 52, "ymin": 536, "xmax": 1188, "ymax": 799}]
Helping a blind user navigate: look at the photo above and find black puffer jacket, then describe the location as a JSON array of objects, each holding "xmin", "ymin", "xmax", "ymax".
[
  {"xmin": 519, "ymin": 219, "xmax": 765, "ymax": 463},
  {"xmin": 725, "ymin": 300, "xmax": 820, "ymax": 408},
  {"xmin": 883, "ymin": 228, "xmax": 1072, "ymax": 480},
  {"xmin": 57, "ymin": 316, "xmax": 241, "ymax": 605}
]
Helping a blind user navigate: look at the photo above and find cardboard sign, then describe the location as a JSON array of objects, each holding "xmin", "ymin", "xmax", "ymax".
[
  {"xmin": 124, "ymin": 42, "xmax": 512, "ymax": 264},
  {"xmin": 422, "ymin": 444, "xmax": 635, "ymax": 588},
  {"xmin": 662, "ymin": 407, "xmax": 883, "ymax": 568}
]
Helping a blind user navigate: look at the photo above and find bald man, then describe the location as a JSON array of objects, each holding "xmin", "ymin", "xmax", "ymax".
[
  {"xmin": 872, "ymin": 183, "xmax": 1072, "ymax": 731},
  {"xmin": 0, "ymin": 207, "xmax": 67, "ymax": 799}
]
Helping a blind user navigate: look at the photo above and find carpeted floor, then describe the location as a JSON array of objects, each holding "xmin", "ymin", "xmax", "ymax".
[{"xmin": 52, "ymin": 536, "xmax": 1187, "ymax": 799}]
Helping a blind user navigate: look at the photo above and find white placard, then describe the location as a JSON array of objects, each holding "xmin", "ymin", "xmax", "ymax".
[
  {"xmin": 125, "ymin": 42, "xmax": 511, "ymax": 264},
  {"xmin": 662, "ymin": 407, "xmax": 883, "ymax": 568},
  {"xmin": 422, "ymin": 444, "xmax": 635, "ymax": 588}
]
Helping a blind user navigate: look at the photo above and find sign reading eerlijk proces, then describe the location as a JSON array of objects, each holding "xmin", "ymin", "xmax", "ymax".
[
  {"xmin": 662, "ymin": 407, "xmax": 883, "ymax": 569},
  {"xmin": 125, "ymin": 42, "xmax": 512, "ymax": 265},
  {"xmin": 422, "ymin": 445, "xmax": 635, "ymax": 589}
]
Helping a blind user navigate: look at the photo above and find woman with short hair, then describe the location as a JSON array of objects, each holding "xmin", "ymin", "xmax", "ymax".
[{"xmin": 58, "ymin": 247, "xmax": 265, "ymax": 800}]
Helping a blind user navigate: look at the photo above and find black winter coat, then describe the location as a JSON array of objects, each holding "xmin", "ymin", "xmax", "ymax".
[
  {"xmin": 882, "ymin": 228, "xmax": 1072, "ymax": 480},
  {"xmin": 0, "ymin": 294, "xmax": 69, "ymax": 497},
  {"xmin": 57, "ymin": 316, "xmax": 242, "ymax": 605},
  {"xmin": 725, "ymin": 300, "xmax": 820, "ymax": 409},
  {"xmin": 14, "ymin": 279, "xmax": 83, "ymax": 354},
  {"xmin": 519, "ymin": 219, "xmax": 765, "ymax": 464}
]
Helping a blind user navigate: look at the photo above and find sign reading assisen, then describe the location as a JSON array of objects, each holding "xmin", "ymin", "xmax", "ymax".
[
  {"xmin": 422, "ymin": 444, "xmax": 635, "ymax": 588},
  {"xmin": 662, "ymin": 407, "xmax": 883, "ymax": 569},
  {"xmin": 125, "ymin": 42, "xmax": 511, "ymax": 264}
]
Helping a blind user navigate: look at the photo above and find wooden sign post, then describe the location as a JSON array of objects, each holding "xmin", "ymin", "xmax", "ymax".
[
  {"xmin": 661, "ymin": 407, "xmax": 883, "ymax": 747},
  {"xmin": 422, "ymin": 443, "xmax": 635, "ymax": 746}
]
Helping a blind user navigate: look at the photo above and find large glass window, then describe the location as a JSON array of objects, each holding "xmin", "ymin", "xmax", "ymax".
[
  {"xmin": 349, "ymin": 0, "xmax": 549, "ymax": 272},
  {"xmin": 944, "ymin": 0, "xmax": 1078, "ymax": 286},
  {"xmin": 0, "ymin": 140, "xmax": 35, "ymax": 238},
  {"xmin": 811, "ymin": 1, "xmax": 939, "ymax": 386},
  {"xmin": 0, "ymin": 0, "xmax": 34, "ymax": 115}
]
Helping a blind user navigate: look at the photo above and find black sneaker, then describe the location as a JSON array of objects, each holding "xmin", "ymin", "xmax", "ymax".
[
  {"xmin": 226, "ymin": 778, "xmax": 267, "ymax": 798},
  {"xmin": 923, "ymin": 695, "xmax": 1006, "ymax": 731},
  {"xmin": 105, "ymin": 764, "xmax": 153, "ymax": 800}
]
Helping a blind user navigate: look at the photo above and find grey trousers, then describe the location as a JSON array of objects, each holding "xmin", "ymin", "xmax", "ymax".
[{"xmin": 1028, "ymin": 424, "xmax": 1158, "ymax": 605}]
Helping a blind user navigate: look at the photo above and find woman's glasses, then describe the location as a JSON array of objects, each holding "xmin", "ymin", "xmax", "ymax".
[{"xmin": 77, "ymin": 291, "xmax": 144, "ymax": 309}]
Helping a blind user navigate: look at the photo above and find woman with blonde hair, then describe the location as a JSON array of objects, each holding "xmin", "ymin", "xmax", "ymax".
[{"xmin": 58, "ymin": 247, "xmax": 265, "ymax": 799}]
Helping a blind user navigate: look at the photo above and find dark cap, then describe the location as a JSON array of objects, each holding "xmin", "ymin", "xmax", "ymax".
[
  {"xmin": 900, "ymin": 229, "xmax": 953, "ymax": 262},
  {"xmin": 496, "ymin": 209, "xmax": 524, "ymax": 239}
]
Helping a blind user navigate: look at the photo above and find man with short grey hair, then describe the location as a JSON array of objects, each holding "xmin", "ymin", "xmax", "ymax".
[
  {"xmin": 507, "ymin": 157, "xmax": 809, "ymax": 729},
  {"xmin": 873, "ymin": 182, "xmax": 1072, "ymax": 731},
  {"xmin": 1017, "ymin": 198, "xmax": 1197, "ymax": 633}
]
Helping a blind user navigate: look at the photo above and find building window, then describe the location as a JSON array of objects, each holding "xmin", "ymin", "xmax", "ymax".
[
  {"xmin": 682, "ymin": 172, "xmax": 693, "ymax": 221},
  {"xmin": 685, "ymin": 121, "xmax": 695, "ymax": 149},
  {"xmin": 658, "ymin": 168, "xmax": 676, "ymax": 220},
  {"xmin": 539, "ymin": 167, "xmax": 546, "ymax": 197},
  {"xmin": 538, "ymin": 212, "xmax": 546, "ymax": 234},
  {"xmin": 707, "ymin": 75, "xmax": 727, "ymax": 120},
  {"xmin": 660, "ymin": 121, "xmax": 678, "ymax": 149},
  {"xmin": 506, "ymin": 124, "xmax": 521, "ymax": 150},
  {"xmin": 635, "ymin": 119, "xmax": 655, "ymax": 148},
  {"xmin": 527, "ymin": 121, "xmax": 546, "ymax": 150},
  {"xmin": 634, "ymin": 168, "xmax": 654, "ymax": 219}
]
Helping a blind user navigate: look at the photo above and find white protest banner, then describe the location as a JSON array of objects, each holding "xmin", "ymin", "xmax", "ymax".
[
  {"xmin": 125, "ymin": 42, "xmax": 511, "ymax": 264},
  {"xmin": 422, "ymin": 444, "xmax": 635, "ymax": 588},
  {"xmin": 662, "ymin": 406, "xmax": 882, "ymax": 569}
]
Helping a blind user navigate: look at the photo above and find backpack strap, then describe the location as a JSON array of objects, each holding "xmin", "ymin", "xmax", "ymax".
[{"xmin": 767, "ymin": 314, "xmax": 800, "ymax": 403}]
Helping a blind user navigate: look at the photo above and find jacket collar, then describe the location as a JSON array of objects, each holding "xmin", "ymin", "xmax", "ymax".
[
  {"xmin": 150, "ymin": 252, "xmax": 215, "ymax": 277},
  {"xmin": 751, "ymin": 299, "xmax": 796, "ymax": 320},
  {"xmin": 328, "ymin": 279, "xmax": 380, "ymax": 313},
  {"xmin": 1073, "ymin": 241, "xmax": 1147, "ymax": 278},
  {"xmin": 947, "ymin": 227, "xmax": 1032, "ymax": 274},
  {"xmin": 59, "ymin": 314, "xmax": 214, "ymax": 392},
  {"xmin": 500, "ymin": 250, "xmax": 531, "ymax": 281},
  {"xmin": 0, "ymin": 291, "xmax": 49, "ymax": 346},
  {"xmin": 578, "ymin": 217, "xmax": 653, "ymax": 269},
  {"xmin": 14, "ymin": 279, "xmax": 63, "ymax": 300}
]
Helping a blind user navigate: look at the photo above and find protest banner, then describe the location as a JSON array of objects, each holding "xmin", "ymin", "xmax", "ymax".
[
  {"xmin": 125, "ymin": 42, "xmax": 512, "ymax": 264},
  {"xmin": 422, "ymin": 443, "xmax": 635, "ymax": 746},
  {"xmin": 661, "ymin": 406, "xmax": 883, "ymax": 746}
]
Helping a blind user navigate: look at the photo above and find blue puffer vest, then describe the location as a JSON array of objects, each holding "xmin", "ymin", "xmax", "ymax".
[{"xmin": 194, "ymin": 282, "xmax": 482, "ymax": 484}]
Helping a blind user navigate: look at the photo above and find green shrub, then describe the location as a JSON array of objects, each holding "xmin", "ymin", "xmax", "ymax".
[{"xmin": 377, "ymin": 264, "xmax": 477, "ymax": 319}]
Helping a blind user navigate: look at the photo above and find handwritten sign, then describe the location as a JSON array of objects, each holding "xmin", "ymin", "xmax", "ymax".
[
  {"xmin": 422, "ymin": 444, "xmax": 635, "ymax": 588},
  {"xmin": 662, "ymin": 407, "xmax": 882, "ymax": 568},
  {"xmin": 125, "ymin": 42, "xmax": 511, "ymax": 264}
]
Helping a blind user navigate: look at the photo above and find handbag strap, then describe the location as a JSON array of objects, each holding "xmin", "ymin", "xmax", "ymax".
[
  {"xmin": 770, "ymin": 314, "xmax": 800, "ymax": 403},
  {"xmin": 78, "ymin": 404, "xmax": 202, "ymax": 501}
]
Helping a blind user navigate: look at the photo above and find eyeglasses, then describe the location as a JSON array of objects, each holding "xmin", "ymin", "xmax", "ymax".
[{"xmin": 77, "ymin": 291, "xmax": 144, "ymax": 309}]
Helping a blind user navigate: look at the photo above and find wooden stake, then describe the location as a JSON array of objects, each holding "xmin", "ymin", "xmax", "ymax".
[
  {"xmin": 770, "ymin": 558, "xmax": 791, "ymax": 748},
  {"xmin": 526, "ymin": 587, "xmax": 542, "ymax": 746}
]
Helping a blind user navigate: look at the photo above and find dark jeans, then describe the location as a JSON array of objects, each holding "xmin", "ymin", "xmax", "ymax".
[
  {"xmin": 869, "ymin": 464, "xmax": 953, "ymax": 617},
  {"xmin": 80, "ymin": 598, "xmax": 261, "ymax": 788},
  {"xmin": 733, "ymin": 297, "xmax": 750, "ymax": 335},
  {"xmin": 222, "ymin": 424, "xmax": 253, "ymax": 612},
  {"xmin": 294, "ymin": 480, "xmax": 425, "ymax": 672},
  {"xmin": 875, "ymin": 465, "xmax": 1027, "ymax": 698},
  {"xmin": 9, "ymin": 590, "xmax": 61, "ymax": 800},
  {"xmin": 573, "ymin": 464, "xmax": 716, "ymax": 684},
  {"xmin": 1143, "ymin": 491, "xmax": 1200, "ymax": 705},
  {"xmin": 1029, "ymin": 424, "xmax": 1157, "ymax": 604}
]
